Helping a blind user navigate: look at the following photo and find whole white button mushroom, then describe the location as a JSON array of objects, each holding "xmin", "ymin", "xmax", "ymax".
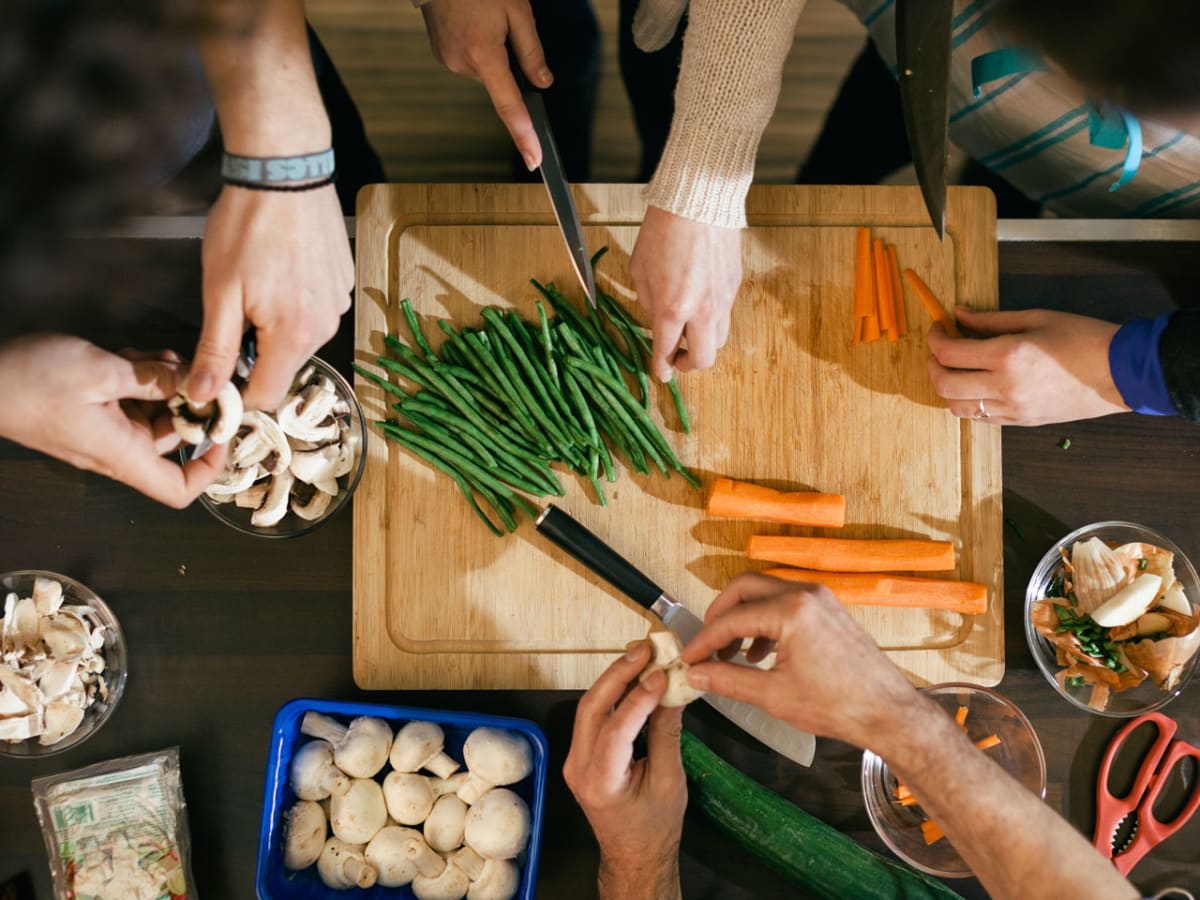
[
  {"xmin": 412, "ymin": 858, "xmax": 470, "ymax": 900},
  {"xmin": 330, "ymin": 778, "xmax": 388, "ymax": 845},
  {"xmin": 468, "ymin": 859, "xmax": 520, "ymax": 900},
  {"xmin": 283, "ymin": 800, "xmax": 327, "ymax": 870},
  {"xmin": 301, "ymin": 712, "xmax": 393, "ymax": 778},
  {"xmin": 390, "ymin": 720, "xmax": 461, "ymax": 779},
  {"xmin": 317, "ymin": 837, "xmax": 378, "ymax": 889},
  {"xmin": 290, "ymin": 739, "xmax": 350, "ymax": 801},
  {"xmin": 638, "ymin": 631, "xmax": 705, "ymax": 708},
  {"xmin": 383, "ymin": 771, "xmax": 437, "ymax": 825},
  {"xmin": 364, "ymin": 825, "xmax": 422, "ymax": 887},
  {"xmin": 424, "ymin": 794, "xmax": 469, "ymax": 853},
  {"xmin": 456, "ymin": 728, "xmax": 533, "ymax": 805},
  {"xmin": 463, "ymin": 788, "xmax": 530, "ymax": 860}
]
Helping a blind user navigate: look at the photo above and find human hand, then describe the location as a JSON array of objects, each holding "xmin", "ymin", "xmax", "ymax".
[
  {"xmin": 680, "ymin": 573, "xmax": 919, "ymax": 750},
  {"xmin": 0, "ymin": 335, "xmax": 227, "ymax": 507},
  {"xmin": 630, "ymin": 206, "xmax": 742, "ymax": 382},
  {"xmin": 563, "ymin": 642, "xmax": 685, "ymax": 900},
  {"xmin": 190, "ymin": 184, "xmax": 353, "ymax": 412},
  {"xmin": 421, "ymin": 0, "xmax": 552, "ymax": 171},
  {"xmin": 926, "ymin": 307, "xmax": 1128, "ymax": 426}
]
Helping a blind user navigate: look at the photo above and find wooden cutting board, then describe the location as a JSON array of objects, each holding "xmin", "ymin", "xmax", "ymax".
[{"xmin": 353, "ymin": 184, "xmax": 1002, "ymax": 690}]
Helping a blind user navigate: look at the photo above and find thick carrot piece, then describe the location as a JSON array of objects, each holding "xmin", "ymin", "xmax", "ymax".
[
  {"xmin": 887, "ymin": 243, "xmax": 908, "ymax": 337},
  {"xmin": 921, "ymin": 818, "xmax": 945, "ymax": 845},
  {"xmin": 874, "ymin": 239, "xmax": 897, "ymax": 340},
  {"xmin": 707, "ymin": 478, "xmax": 845, "ymax": 528},
  {"xmin": 902, "ymin": 268, "xmax": 960, "ymax": 338},
  {"xmin": 746, "ymin": 535, "xmax": 955, "ymax": 573},
  {"xmin": 854, "ymin": 227, "xmax": 873, "ymax": 321},
  {"xmin": 954, "ymin": 705, "xmax": 969, "ymax": 728},
  {"xmin": 761, "ymin": 568, "xmax": 988, "ymax": 615}
]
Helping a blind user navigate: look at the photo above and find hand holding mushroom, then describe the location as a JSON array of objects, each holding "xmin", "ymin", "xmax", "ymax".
[
  {"xmin": 562, "ymin": 643, "xmax": 686, "ymax": 900},
  {"xmin": 0, "ymin": 335, "xmax": 226, "ymax": 508}
]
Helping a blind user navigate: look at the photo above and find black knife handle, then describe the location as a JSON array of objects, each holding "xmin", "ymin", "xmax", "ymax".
[{"xmin": 535, "ymin": 506, "xmax": 663, "ymax": 610}]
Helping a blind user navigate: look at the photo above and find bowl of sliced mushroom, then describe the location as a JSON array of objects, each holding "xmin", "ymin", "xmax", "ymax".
[
  {"xmin": 185, "ymin": 356, "xmax": 367, "ymax": 537},
  {"xmin": 0, "ymin": 571, "xmax": 126, "ymax": 756}
]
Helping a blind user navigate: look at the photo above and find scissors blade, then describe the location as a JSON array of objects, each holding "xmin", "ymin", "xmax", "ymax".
[
  {"xmin": 513, "ymin": 62, "xmax": 597, "ymax": 307},
  {"xmin": 896, "ymin": 0, "xmax": 953, "ymax": 239}
]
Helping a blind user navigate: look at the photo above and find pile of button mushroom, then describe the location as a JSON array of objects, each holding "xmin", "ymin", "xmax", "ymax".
[
  {"xmin": 171, "ymin": 363, "xmax": 359, "ymax": 528},
  {"xmin": 284, "ymin": 712, "xmax": 533, "ymax": 899},
  {"xmin": 0, "ymin": 576, "xmax": 109, "ymax": 746}
]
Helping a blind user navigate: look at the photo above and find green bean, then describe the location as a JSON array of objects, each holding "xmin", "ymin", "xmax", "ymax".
[
  {"xmin": 396, "ymin": 407, "xmax": 498, "ymax": 469},
  {"xmin": 536, "ymin": 300, "xmax": 559, "ymax": 386},
  {"xmin": 379, "ymin": 423, "xmax": 548, "ymax": 496},
  {"xmin": 587, "ymin": 447, "xmax": 607, "ymax": 507},
  {"xmin": 561, "ymin": 368, "xmax": 601, "ymax": 450},
  {"xmin": 399, "ymin": 300, "xmax": 438, "ymax": 362},
  {"xmin": 352, "ymin": 363, "xmax": 411, "ymax": 402},
  {"xmin": 463, "ymin": 332, "xmax": 553, "ymax": 450}
]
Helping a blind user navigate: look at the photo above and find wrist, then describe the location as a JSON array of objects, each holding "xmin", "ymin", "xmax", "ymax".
[{"xmin": 598, "ymin": 850, "xmax": 681, "ymax": 900}]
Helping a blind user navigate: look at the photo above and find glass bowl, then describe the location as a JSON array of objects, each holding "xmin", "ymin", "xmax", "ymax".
[
  {"xmin": 861, "ymin": 683, "xmax": 1046, "ymax": 878},
  {"xmin": 0, "ymin": 570, "xmax": 127, "ymax": 757},
  {"xmin": 1024, "ymin": 521, "xmax": 1200, "ymax": 717},
  {"xmin": 196, "ymin": 356, "xmax": 367, "ymax": 539}
]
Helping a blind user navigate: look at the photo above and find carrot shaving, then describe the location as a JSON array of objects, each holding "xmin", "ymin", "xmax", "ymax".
[
  {"xmin": 975, "ymin": 734, "xmax": 1001, "ymax": 751},
  {"xmin": 921, "ymin": 818, "xmax": 945, "ymax": 845},
  {"xmin": 874, "ymin": 239, "xmax": 897, "ymax": 341},
  {"xmin": 707, "ymin": 478, "xmax": 845, "ymax": 528},
  {"xmin": 887, "ymin": 244, "xmax": 908, "ymax": 337},
  {"xmin": 898, "ymin": 795, "xmax": 921, "ymax": 807},
  {"xmin": 902, "ymin": 268, "xmax": 960, "ymax": 337},
  {"xmin": 746, "ymin": 535, "xmax": 955, "ymax": 573}
]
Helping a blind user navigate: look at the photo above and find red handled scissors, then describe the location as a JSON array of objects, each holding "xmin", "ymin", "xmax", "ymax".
[{"xmin": 1092, "ymin": 711, "xmax": 1200, "ymax": 874}]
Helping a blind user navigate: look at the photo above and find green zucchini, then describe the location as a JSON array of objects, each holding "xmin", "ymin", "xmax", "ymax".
[{"xmin": 679, "ymin": 730, "xmax": 964, "ymax": 900}]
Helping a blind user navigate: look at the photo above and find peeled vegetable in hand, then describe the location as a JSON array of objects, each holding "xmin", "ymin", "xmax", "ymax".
[{"xmin": 637, "ymin": 631, "xmax": 705, "ymax": 708}]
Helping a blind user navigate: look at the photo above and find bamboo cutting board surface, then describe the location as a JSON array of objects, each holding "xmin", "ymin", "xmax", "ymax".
[{"xmin": 353, "ymin": 184, "xmax": 1002, "ymax": 690}]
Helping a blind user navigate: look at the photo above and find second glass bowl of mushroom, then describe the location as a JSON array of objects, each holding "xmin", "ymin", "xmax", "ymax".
[{"xmin": 195, "ymin": 356, "xmax": 367, "ymax": 538}]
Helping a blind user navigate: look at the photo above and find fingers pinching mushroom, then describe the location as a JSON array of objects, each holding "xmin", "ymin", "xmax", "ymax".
[
  {"xmin": 169, "ymin": 380, "xmax": 243, "ymax": 446},
  {"xmin": 638, "ymin": 631, "xmax": 705, "ymax": 708},
  {"xmin": 456, "ymin": 728, "xmax": 533, "ymax": 805}
]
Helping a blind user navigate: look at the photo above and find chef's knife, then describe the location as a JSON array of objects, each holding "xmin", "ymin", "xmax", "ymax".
[
  {"xmin": 510, "ymin": 58, "xmax": 597, "ymax": 307},
  {"xmin": 896, "ymin": 0, "xmax": 954, "ymax": 239},
  {"xmin": 535, "ymin": 505, "xmax": 816, "ymax": 767}
]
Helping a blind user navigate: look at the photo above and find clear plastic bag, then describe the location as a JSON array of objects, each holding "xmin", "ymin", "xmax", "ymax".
[{"xmin": 31, "ymin": 747, "xmax": 197, "ymax": 900}]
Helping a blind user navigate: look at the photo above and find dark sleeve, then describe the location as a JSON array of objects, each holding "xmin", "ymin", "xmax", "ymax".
[{"xmin": 1160, "ymin": 309, "xmax": 1200, "ymax": 422}]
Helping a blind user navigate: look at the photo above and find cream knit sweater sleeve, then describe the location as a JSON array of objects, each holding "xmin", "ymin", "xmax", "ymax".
[{"xmin": 642, "ymin": 0, "xmax": 806, "ymax": 228}]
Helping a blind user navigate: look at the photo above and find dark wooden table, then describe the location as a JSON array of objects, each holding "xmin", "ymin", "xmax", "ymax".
[{"xmin": 1, "ymin": 233, "xmax": 1197, "ymax": 899}]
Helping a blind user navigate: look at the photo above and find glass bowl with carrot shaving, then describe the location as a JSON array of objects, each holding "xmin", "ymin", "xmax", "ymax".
[
  {"xmin": 861, "ymin": 683, "xmax": 1046, "ymax": 878},
  {"xmin": 1025, "ymin": 521, "xmax": 1200, "ymax": 717}
]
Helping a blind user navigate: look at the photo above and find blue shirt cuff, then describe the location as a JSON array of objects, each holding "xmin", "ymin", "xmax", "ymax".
[{"xmin": 1109, "ymin": 312, "xmax": 1177, "ymax": 416}]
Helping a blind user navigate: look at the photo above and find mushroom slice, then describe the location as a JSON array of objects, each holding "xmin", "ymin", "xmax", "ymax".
[
  {"xmin": 12, "ymin": 596, "xmax": 39, "ymax": 648},
  {"xmin": 333, "ymin": 432, "xmax": 359, "ymax": 479},
  {"xmin": 32, "ymin": 577, "xmax": 64, "ymax": 616},
  {"xmin": 0, "ymin": 711, "xmax": 43, "ymax": 742},
  {"xmin": 204, "ymin": 464, "xmax": 258, "ymax": 499},
  {"xmin": 251, "ymin": 472, "xmax": 294, "ymax": 528},
  {"xmin": 39, "ymin": 700, "xmax": 85, "ymax": 746},
  {"xmin": 277, "ymin": 384, "xmax": 340, "ymax": 442},
  {"xmin": 41, "ymin": 614, "xmax": 90, "ymax": 661},
  {"xmin": 38, "ymin": 660, "xmax": 79, "ymax": 699},
  {"xmin": 290, "ymin": 445, "xmax": 342, "ymax": 487},
  {"xmin": 291, "ymin": 485, "xmax": 334, "ymax": 521},
  {"xmin": 235, "ymin": 481, "xmax": 270, "ymax": 510},
  {"xmin": 231, "ymin": 411, "xmax": 292, "ymax": 475},
  {"xmin": 169, "ymin": 381, "xmax": 243, "ymax": 445}
]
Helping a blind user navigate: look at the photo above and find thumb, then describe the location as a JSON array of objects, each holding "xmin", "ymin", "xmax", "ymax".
[
  {"xmin": 189, "ymin": 286, "xmax": 245, "ymax": 403},
  {"xmin": 687, "ymin": 659, "xmax": 774, "ymax": 706},
  {"xmin": 955, "ymin": 306, "xmax": 1039, "ymax": 337}
]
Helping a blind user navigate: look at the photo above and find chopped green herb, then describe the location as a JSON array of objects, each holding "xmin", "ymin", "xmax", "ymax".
[
  {"xmin": 1005, "ymin": 517, "xmax": 1025, "ymax": 539},
  {"xmin": 1066, "ymin": 676, "xmax": 1085, "ymax": 688},
  {"xmin": 1068, "ymin": 591, "xmax": 1079, "ymax": 607},
  {"xmin": 1138, "ymin": 558, "xmax": 1148, "ymax": 571},
  {"xmin": 1047, "ymin": 572, "xmax": 1066, "ymax": 598},
  {"xmin": 1058, "ymin": 438, "xmax": 1071, "ymax": 450}
]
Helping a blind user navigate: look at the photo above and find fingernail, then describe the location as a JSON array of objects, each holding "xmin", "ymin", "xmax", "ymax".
[
  {"xmin": 688, "ymin": 669, "xmax": 711, "ymax": 691},
  {"xmin": 523, "ymin": 153, "xmax": 538, "ymax": 172},
  {"xmin": 187, "ymin": 371, "xmax": 214, "ymax": 399},
  {"xmin": 625, "ymin": 643, "xmax": 646, "ymax": 661},
  {"xmin": 640, "ymin": 669, "xmax": 665, "ymax": 691},
  {"xmin": 537, "ymin": 67, "xmax": 553, "ymax": 87}
]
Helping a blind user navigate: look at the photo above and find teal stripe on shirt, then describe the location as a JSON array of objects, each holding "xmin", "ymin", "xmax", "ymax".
[
  {"xmin": 990, "ymin": 119, "xmax": 1089, "ymax": 171},
  {"xmin": 953, "ymin": 0, "xmax": 991, "ymax": 29},
  {"xmin": 1149, "ymin": 187, "xmax": 1200, "ymax": 217},
  {"xmin": 980, "ymin": 105, "xmax": 1088, "ymax": 167},
  {"xmin": 1039, "ymin": 134, "xmax": 1186, "ymax": 203},
  {"xmin": 1124, "ymin": 179, "xmax": 1200, "ymax": 217},
  {"xmin": 863, "ymin": 0, "xmax": 895, "ymax": 26},
  {"xmin": 952, "ymin": 3, "xmax": 997, "ymax": 49},
  {"xmin": 951, "ymin": 74, "xmax": 1026, "ymax": 124}
]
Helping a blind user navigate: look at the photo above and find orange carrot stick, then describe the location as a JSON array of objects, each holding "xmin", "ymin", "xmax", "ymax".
[
  {"xmin": 954, "ymin": 705, "xmax": 969, "ymax": 728},
  {"xmin": 707, "ymin": 478, "xmax": 846, "ymax": 528},
  {"xmin": 887, "ymin": 244, "xmax": 908, "ymax": 337},
  {"xmin": 902, "ymin": 268, "xmax": 960, "ymax": 337},
  {"xmin": 761, "ymin": 568, "xmax": 988, "ymax": 615},
  {"xmin": 746, "ymin": 535, "xmax": 955, "ymax": 573},
  {"xmin": 975, "ymin": 734, "xmax": 1002, "ymax": 751},
  {"xmin": 874, "ymin": 239, "xmax": 897, "ymax": 340},
  {"xmin": 854, "ymin": 227, "xmax": 873, "ymax": 321},
  {"xmin": 921, "ymin": 818, "xmax": 945, "ymax": 845}
]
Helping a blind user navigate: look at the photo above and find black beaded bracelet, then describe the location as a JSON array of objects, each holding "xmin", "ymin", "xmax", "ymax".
[{"xmin": 222, "ymin": 174, "xmax": 336, "ymax": 192}]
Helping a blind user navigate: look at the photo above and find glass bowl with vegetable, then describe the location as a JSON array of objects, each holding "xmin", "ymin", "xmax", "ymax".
[
  {"xmin": 861, "ymin": 683, "xmax": 1046, "ymax": 878},
  {"xmin": 1024, "ymin": 521, "xmax": 1200, "ymax": 716},
  {"xmin": 0, "ymin": 570, "xmax": 127, "ymax": 757},
  {"xmin": 194, "ymin": 356, "xmax": 367, "ymax": 538}
]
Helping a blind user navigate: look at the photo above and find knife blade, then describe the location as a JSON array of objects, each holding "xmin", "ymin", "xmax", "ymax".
[
  {"xmin": 186, "ymin": 331, "xmax": 257, "ymax": 462},
  {"xmin": 896, "ymin": 0, "xmax": 954, "ymax": 240},
  {"xmin": 510, "ymin": 58, "xmax": 597, "ymax": 307},
  {"xmin": 535, "ymin": 505, "xmax": 816, "ymax": 767}
]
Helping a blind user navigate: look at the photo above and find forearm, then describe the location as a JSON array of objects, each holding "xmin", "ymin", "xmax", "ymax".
[
  {"xmin": 197, "ymin": 0, "xmax": 329, "ymax": 155},
  {"xmin": 645, "ymin": 0, "xmax": 805, "ymax": 227},
  {"xmin": 882, "ymin": 695, "xmax": 1136, "ymax": 900},
  {"xmin": 598, "ymin": 853, "xmax": 681, "ymax": 900}
]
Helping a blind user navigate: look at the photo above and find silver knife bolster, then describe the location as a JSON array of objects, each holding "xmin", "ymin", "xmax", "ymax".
[{"xmin": 649, "ymin": 594, "xmax": 679, "ymax": 622}]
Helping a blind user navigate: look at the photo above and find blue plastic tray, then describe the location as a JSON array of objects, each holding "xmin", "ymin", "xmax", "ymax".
[{"xmin": 256, "ymin": 698, "xmax": 548, "ymax": 899}]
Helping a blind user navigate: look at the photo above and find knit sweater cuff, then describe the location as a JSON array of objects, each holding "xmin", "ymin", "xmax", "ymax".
[{"xmin": 645, "ymin": 127, "xmax": 759, "ymax": 228}]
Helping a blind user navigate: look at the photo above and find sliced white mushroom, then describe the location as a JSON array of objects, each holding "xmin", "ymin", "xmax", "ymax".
[
  {"xmin": 235, "ymin": 481, "xmax": 270, "ymax": 510},
  {"xmin": 39, "ymin": 700, "xmax": 85, "ymax": 745},
  {"xmin": 290, "ymin": 446, "xmax": 342, "ymax": 488},
  {"xmin": 203, "ymin": 464, "xmax": 258, "ymax": 499},
  {"xmin": 277, "ymin": 384, "xmax": 340, "ymax": 442},
  {"xmin": 32, "ymin": 577, "xmax": 63, "ymax": 616},
  {"xmin": 37, "ymin": 660, "xmax": 78, "ymax": 699},
  {"xmin": 169, "ymin": 381, "xmax": 243, "ymax": 445},
  {"xmin": 0, "ymin": 711, "xmax": 43, "ymax": 741},
  {"xmin": 41, "ymin": 613, "xmax": 90, "ymax": 661},
  {"xmin": 0, "ymin": 663, "xmax": 47, "ymax": 711},
  {"xmin": 291, "ymin": 485, "xmax": 334, "ymax": 521},
  {"xmin": 12, "ymin": 596, "xmax": 39, "ymax": 649},
  {"xmin": 231, "ymin": 411, "xmax": 292, "ymax": 475},
  {"xmin": 251, "ymin": 470, "xmax": 294, "ymax": 528}
]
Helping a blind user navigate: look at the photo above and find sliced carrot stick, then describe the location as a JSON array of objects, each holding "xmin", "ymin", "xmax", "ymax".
[
  {"xmin": 894, "ymin": 783, "xmax": 913, "ymax": 800},
  {"xmin": 854, "ymin": 227, "xmax": 873, "ymax": 322},
  {"xmin": 954, "ymin": 705, "xmax": 969, "ymax": 728},
  {"xmin": 746, "ymin": 535, "xmax": 955, "ymax": 573},
  {"xmin": 975, "ymin": 734, "xmax": 1002, "ymax": 751},
  {"xmin": 902, "ymin": 268, "xmax": 960, "ymax": 338},
  {"xmin": 707, "ymin": 478, "xmax": 846, "ymax": 528},
  {"xmin": 874, "ymin": 239, "xmax": 897, "ymax": 341},
  {"xmin": 921, "ymin": 818, "xmax": 945, "ymax": 845},
  {"xmin": 898, "ymin": 794, "xmax": 921, "ymax": 807},
  {"xmin": 887, "ymin": 244, "xmax": 908, "ymax": 337},
  {"xmin": 761, "ymin": 568, "xmax": 988, "ymax": 615}
]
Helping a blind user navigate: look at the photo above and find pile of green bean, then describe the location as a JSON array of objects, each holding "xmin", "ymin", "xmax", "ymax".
[{"xmin": 353, "ymin": 268, "xmax": 697, "ymax": 536}]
